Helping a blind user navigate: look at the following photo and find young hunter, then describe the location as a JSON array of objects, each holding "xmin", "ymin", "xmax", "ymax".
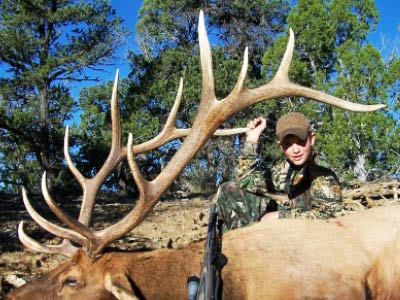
[{"xmin": 217, "ymin": 112, "xmax": 343, "ymax": 230}]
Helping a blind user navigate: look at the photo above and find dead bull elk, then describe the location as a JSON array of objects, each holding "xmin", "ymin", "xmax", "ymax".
[{"xmin": 7, "ymin": 11, "xmax": 391, "ymax": 300}]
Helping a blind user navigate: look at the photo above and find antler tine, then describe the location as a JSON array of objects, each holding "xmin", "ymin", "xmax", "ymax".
[
  {"xmin": 97, "ymin": 69, "xmax": 124, "ymax": 176},
  {"xmin": 41, "ymin": 172, "xmax": 95, "ymax": 239},
  {"xmin": 21, "ymin": 187, "xmax": 87, "ymax": 247},
  {"xmin": 199, "ymin": 10, "xmax": 216, "ymax": 105},
  {"xmin": 87, "ymin": 133, "xmax": 184, "ymax": 256},
  {"xmin": 18, "ymin": 222, "xmax": 77, "ymax": 257},
  {"xmin": 252, "ymin": 28, "xmax": 385, "ymax": 112},
  {"xmin": 18, "ymin": 70, "xmax": 128, "ymax": 257},
  {"xmin": 77, "ymin": 69, "xmax": 124, "ymax": 225},
  {"xmin": 127, "ymin": 133, "xmax": 148, "ymax": 198},
  {"xmin": 64, "ymin": 126, "xmax": 85, "ymax": 186},
  {"xmin": 230, "ymin": 47, "xmax": 249, "ymax": 96},
  {"xmin": 63, "ymin": 70, "xmax": 125, "ymax": 226},
  {"xmin": 273, "ymin": 28, "xmax": 294, "ymax": 83},
  {"xmin": 166, "ymin": 77, "xmax": 184, "ymax": 129},
  {"xmin": 289, "ymin": 86, "xmax": 385, "ymax": 111},
  {"xmin": 129, "ymin": 78, "xmax": 187, "ymax": 153},
  {"xmin": 129, "ymin": 77, "xmax": 248, "ymax": 154}
]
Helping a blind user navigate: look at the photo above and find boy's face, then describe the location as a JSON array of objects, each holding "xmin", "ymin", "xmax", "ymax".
[{"xmin": 279, "ymin": 133, "xmax": 315, "ymax": 166}]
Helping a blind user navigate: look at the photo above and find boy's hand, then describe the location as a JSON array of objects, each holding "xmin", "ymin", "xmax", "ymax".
[{"xmin": 246, "ymin": 117, "xmax": 267, "ymax": 143}]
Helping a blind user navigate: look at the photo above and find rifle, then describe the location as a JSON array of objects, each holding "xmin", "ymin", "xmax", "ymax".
[{"xmin": 187, "ymin": 203, "xmax": 227, "ymax": 300}]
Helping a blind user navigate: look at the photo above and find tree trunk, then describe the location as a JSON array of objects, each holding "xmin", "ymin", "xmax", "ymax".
[{"xmin": 38, "ymin": 84, "xmax": 53, "ymax": 190}]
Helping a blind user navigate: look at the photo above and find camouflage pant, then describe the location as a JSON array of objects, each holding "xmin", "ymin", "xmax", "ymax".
[{"xmin": 216, "ymin": 181, "xmax": 270, "ymax": 231}]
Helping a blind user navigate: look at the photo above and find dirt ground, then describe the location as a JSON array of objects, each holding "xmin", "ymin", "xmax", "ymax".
[{"xmin": 0, "ymin": 192, "xmax": 213, "ymax": 298}]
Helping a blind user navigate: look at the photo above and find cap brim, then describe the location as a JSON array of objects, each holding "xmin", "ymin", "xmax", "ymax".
[{"xmin": 278, "ymin": 128, "xmax": 308, "ymax": 143}]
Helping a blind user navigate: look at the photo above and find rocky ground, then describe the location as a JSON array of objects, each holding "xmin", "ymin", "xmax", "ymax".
[{"xmin": 0, "ymin": 192, "xmax": 213, "ymax": 299}]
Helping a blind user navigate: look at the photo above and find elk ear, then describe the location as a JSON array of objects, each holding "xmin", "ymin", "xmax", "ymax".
[{"xmin": 104, "ymin": 273, "xmax": 139, "ymax": 300}]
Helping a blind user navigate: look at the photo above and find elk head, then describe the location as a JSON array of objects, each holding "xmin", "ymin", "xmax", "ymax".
[{"xmin": 7, "ymin": 10, "xmax": 384, "ymax": 300}]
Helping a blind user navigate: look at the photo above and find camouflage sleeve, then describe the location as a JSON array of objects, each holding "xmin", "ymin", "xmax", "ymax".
[
  {"xmin": 236, "ymin": 142, "xmax": 269, "ymax": 195},
  {"xmin": 270, "ymin": 160, "xmax": 291, "ymax": 192}
]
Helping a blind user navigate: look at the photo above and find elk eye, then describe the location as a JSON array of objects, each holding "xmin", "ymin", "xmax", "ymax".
[{"xmin": 64, "ymin": 278, "xmax": 78, "ymax": 288}]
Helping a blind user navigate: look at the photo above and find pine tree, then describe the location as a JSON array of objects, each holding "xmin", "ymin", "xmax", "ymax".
[{"xmin": 0, "ymin": 0, "xmax": 129, "ymax": 193}]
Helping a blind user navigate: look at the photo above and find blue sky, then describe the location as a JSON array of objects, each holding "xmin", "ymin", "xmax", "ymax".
[
  {"xmin": 96, "ymin": 0, "xmax": 400, "ymax": 85},
  {"xmin": 68, "ymin": 1, "xmax": 142, "ymax": 98},
  {"xmin": 369, "ymin": 1, "xmax": 400, "ymax": 51}
]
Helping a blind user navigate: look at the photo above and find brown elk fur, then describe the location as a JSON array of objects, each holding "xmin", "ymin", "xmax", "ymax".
[
  {"xmin": 7, "ymin": 204, "xmax": 400, "ymax": 300},
  {"xmin": 367, "ymin": 236, "xmax": 400, "ymax": 300}
]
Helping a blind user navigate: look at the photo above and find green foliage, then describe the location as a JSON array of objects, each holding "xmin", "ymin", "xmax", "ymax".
[
  {"xmin": 207, "ymin": 0, "xmax": 290, "ymax": 69},
  {"xmin": 329, "ymin": 0, "xmax": 379, "ymax": 44},
  {"xmin": 288, "ymin": 0, "xmax": 335, "ymax": 76},
  {"xmin": 279, "ymin": 0, "xmax": 398, "ymax": 181},
  {"xmin": 318, "ymin": 41, "xmax": 399, "ymax": 180},
  {"xmin": 136, "ymin": 0, "xmax": 200, "ymax": 57},
  {"xmin": 137, "ymin": 0, "xmax": 289, "ymax": 65},
  {"xmin": 0, "ymin": 0, "xmax": 129, "ymax": 193}
]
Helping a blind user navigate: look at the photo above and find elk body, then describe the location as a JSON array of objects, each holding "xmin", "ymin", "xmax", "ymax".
[
  {"xmin": 7, "ymin": 205, "xmax": 400, "ymax": 300},
  {"xmin": 6, "ymin": 11, "xmax": 389, "ymax": 300}
]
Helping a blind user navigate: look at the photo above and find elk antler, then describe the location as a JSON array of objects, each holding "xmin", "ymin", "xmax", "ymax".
[
  {"xmin": 65, "ymin": 73, "xmax": 247, "ymax": 228},
  {"xmin": 19, "ymin": 73, "xmax": 247, "ymax": 257},
  {"xmin": 19, "ymin": 10, "xmax": 385, "ymax": 258}
]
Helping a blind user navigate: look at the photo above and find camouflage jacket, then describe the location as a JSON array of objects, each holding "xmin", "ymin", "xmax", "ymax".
[{"xmin": 237, "ymin": 142, "xmax": 343, "ymax": 219}]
